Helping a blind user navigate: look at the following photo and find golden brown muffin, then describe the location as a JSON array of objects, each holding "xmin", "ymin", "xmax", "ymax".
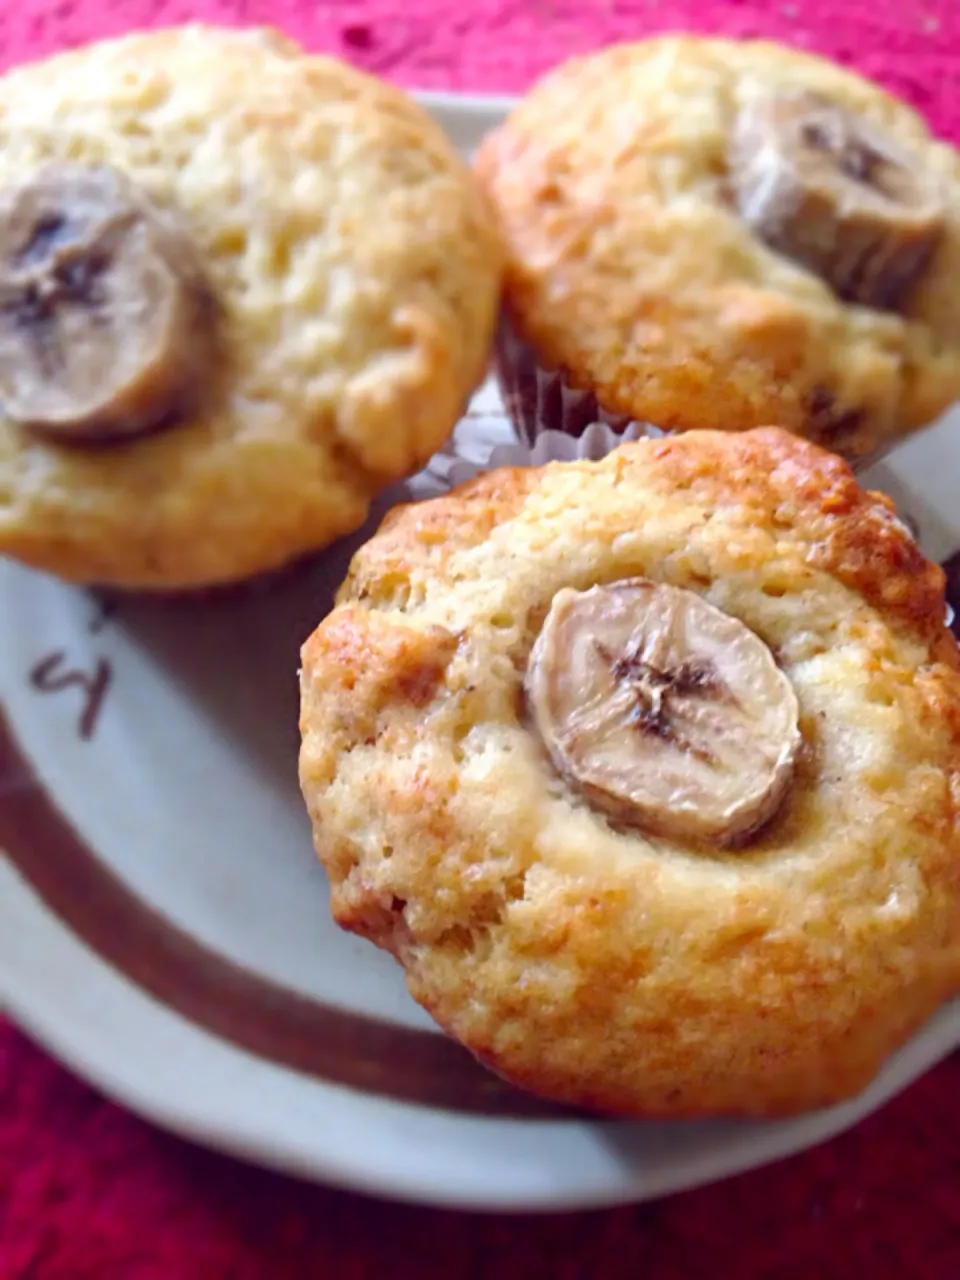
[
  {"xmin": 299, "ymin": 427, "xmax": 960, "ymax": 1117},
  {"xmin": 0, "ymin": 25, "xmax": 501, "ymax": 589},
  {"xmin": 475, "ymin": 36, "xmax": 960, "ymax": 462}
]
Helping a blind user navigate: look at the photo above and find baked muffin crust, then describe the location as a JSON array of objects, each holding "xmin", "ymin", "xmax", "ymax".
[
  {"xmin": 0, "ymin": 25, "xmax": 501, "ymax": 588},
  {"xmin": 300, "ymin": 427, "xmax": 960, "ymax": 1116},
  {"xmin": 476, "ymin": 37, "xmax": 960, "ymax": 460}
]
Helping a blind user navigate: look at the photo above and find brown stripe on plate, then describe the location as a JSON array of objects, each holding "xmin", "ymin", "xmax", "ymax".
[{"xmin": 0, "ymin": 712, "xmax": 576, "ymax": 1119}]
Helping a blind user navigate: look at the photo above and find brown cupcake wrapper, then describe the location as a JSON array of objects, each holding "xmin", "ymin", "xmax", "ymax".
[{"xmin": 495, "ymin": 312, "xmax": 654, "ymax": 449}]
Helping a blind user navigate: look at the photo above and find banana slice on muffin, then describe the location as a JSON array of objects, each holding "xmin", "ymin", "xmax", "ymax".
[
  {"xmin": 0, "ymin": 163, "xmax": 216, "ymax": 443},
  {"xmin": 526, "ymin": 579, "xmax": 801, "ymax": 845},
  {"xmin": 0, "ymin": 25, "xmax": 502, "ymax": 589},
  {"xmin": 730, "ymin": 90, "xmax": 945, "ymax": 311},
  {"xmin": 299, "ymin": 427, "xmax": 960, "ymax": 1118}
]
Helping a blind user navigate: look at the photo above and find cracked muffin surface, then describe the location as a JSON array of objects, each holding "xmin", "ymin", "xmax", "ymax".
[
  {"xmin": 299, "ymin": 427, "xmax": 960, "ymax": 1117},
  {"xmin": 0, "ymin": 24, "xmax": 501, "ymax": 588}
]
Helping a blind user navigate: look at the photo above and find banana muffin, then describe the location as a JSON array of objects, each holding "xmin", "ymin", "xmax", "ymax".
[
  {"xmin": 475, "ymin": 37, "xmax": 960, "ymax": 462},
  {"xmin": 0, "ymin": 25, "xmax": 501, "ymax": 589},
  {"xmin": 299, "ymin": 427, "xmax": 960, "ymax": 1117}
]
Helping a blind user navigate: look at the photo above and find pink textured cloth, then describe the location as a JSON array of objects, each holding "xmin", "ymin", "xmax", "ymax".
[
  {"xmin": 3, "ymin": 4, "xmax": 960, "ymax": 1278},
  {"xmin": 0, "ymin": 1, "xmax": 957, "ymax": 140}
]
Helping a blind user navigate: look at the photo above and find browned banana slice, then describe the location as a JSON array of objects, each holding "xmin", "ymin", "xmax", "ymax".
[
  {"xmin": 0, "ymin": 163, "xmax": 216, "ymax": 442},
  {"xmin": 526, "ymin": 579, "xmax": 801, "ymax": 845},
  {"xmin": 730, "ymin": 91, "xmax": 944, "ymax": 311}
]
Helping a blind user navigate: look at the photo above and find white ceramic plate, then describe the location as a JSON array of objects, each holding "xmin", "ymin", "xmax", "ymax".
[{"xmin": 2, "ymin": 94, "xmax": 960, "ymax": 1214}]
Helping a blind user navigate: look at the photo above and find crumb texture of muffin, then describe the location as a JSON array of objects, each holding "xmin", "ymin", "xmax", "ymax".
[
  {"xmin": 300, "ymin": 427, "xmax": 960, "ymax": 1117},
  {"xmin": 475, "ymin": 36, "xmax": 960, "ymax": 460},
  {"xmin": 0, "ymin": 25, "xmax": 501, "ymax": 589}
]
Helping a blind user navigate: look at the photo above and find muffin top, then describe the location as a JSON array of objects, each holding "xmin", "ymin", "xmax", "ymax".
[
  {"xmin": 476, "ymin": 36, "xmax": 960, "ymax": 461},
  {"xmin": 299, "ymin": 427, "xmax": 960, "ymax": 1117},
  {"xmin": 0, "ymin": 25, "xmax": 501, "ymax": 589}
]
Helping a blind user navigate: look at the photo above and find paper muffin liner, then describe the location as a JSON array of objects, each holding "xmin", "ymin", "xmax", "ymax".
[{"xmin": 495, "ymin": 312, "xmax": 652, "ymax": 449}]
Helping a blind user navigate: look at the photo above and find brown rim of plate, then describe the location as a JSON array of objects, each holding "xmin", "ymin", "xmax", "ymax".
[{"xmin": 0, "ymin": 709, "xmax": 578, "ymax": 1120}]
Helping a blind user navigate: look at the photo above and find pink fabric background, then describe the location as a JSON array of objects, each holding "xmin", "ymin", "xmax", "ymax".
[
  {"xmin": 0, "ymin": 0, "xmax": 957, "ymax": 142},
  {"xmin": 3, "ymin": 3, "xmax": 960, "ymax": 1277}
]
